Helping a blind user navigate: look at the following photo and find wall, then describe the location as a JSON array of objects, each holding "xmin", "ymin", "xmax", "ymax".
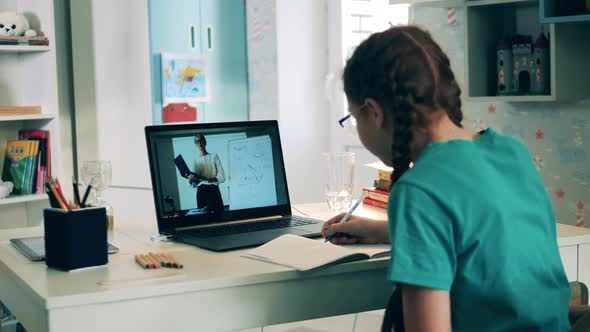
[
  {"xmin": 54, "ymin": 0, "xmax": 75, "ymax": 198},
  {"xmin": 275, "ymin": 0, "xmax": 330, "ymax": 204},
  {"xmin": 68, "ymin": 0, "xmax": 332, "ymax": 225},
  {"xmin": 247, "ymin": 0, "xmax": 331, "ymax": 204},
  {"xmin": 69, "ymin": 0, "xmax": 157, "ymax": 224},
  {"xmin": 413, "ymin": 6, "xmax": 590, "ymax": 227}
]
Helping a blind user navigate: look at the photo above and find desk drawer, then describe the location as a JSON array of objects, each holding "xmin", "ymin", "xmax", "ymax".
[{"xmin": 559, "ymin": 245, "xmax": 578, "ymax": 282}]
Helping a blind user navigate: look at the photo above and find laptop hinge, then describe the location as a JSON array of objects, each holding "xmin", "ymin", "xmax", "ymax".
[{"xmin": 176, "ymin": 215, "xmax": 285, "ymax": 231}]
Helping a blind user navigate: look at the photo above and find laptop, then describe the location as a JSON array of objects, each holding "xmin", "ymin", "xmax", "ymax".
[{"xmin": 145, "ymin": 120, "xmax": 324, "ymax": 251}]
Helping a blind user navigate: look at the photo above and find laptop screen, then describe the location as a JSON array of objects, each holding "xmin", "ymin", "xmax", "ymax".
[{"xmin": 145, "ymin": 121, "xmax": 291, "ymax": 231}]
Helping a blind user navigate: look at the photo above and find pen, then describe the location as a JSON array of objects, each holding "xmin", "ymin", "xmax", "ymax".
[
  {"xmin": 72, "ymin": 177, "xmax": 81, "ymax": 207},
  {"xmin": 325, "ymin": 192, "xmax": 368, "ymax": 243},
  {"xmin": 81, "ymin": 178, "xmax": 93, "ymax": 208}
]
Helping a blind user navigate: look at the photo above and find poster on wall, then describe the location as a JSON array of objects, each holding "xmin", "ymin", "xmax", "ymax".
[{"xmin": 161, "ymin": 53, "xmax": 210, "ymax": 104}]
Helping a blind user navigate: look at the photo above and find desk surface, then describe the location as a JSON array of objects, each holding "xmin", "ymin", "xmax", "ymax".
[{"xmin": 1, "ymin": 203, "xmax": 590, "ymax": 332}]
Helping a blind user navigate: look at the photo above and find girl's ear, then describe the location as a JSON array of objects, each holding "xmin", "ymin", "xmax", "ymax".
[{"xmin": 365, "ymin": 98, "xmax": 387, "ymax": 129}]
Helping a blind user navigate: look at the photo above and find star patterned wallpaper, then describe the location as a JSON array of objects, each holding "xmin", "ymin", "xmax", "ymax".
[{"xmin": 413, "ymin": 6, "xmax": 590, "ymax": 227}]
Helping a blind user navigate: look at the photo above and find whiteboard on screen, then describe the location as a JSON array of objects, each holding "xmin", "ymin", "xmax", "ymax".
[{"xmin": 228, "ymin": 135, "xmax": 277, "ymax": 210}]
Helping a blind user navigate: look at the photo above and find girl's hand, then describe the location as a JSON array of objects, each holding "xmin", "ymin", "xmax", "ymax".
[{"xmin": 322, "ymin": 213, "xmax": 389, "ymax": 244}]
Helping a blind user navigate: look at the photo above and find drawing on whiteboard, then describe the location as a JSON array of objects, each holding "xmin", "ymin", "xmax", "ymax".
[
  {"xmin": 243, "ymin": 164, "xmax": 264, "ymax": 184},
  {"xmin": 228, "ymin": 135, "xmax": 278, "ymax": 210}
]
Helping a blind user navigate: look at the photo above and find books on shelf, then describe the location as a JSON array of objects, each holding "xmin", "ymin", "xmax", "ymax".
[
  {"xmin": 1, "ymin": 129, "xmax": 51, "ymax": 196},
  {"xmin": 241, "ymin": 234, "xmax": 391, "ymax": 271},
  {"xmin": 19, "ymin": 129, "xmax": 51, "ymax": 179},
  {"xmin": 2, "ymin": 140, "xmax": 38, "ymax": 195},
  {"xmin": 0, "ymin": 36, "xmax": 49, "ymax": 46},
  {"xmin": 0, "ymin": 106, "xmax": 42, "ymax": 116}
]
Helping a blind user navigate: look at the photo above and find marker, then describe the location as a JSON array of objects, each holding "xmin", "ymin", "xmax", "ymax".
[{"xmin": 325, "ymin": 192, "xmax": 368, "ymax": 243}]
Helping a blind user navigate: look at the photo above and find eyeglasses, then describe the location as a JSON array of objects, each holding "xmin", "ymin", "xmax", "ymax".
[
  {"xmin": 338, "ymin": 102, "xmax": 368, "ymax": 128},
  {"xmin": 338, "ymin": 114, "xmax": 351, "ymax": 128}
]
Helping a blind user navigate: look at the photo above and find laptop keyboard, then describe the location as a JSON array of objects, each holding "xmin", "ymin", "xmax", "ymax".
[{"xmin": 182, "ymin": 216, "xmax": 318, "ymax": 238}]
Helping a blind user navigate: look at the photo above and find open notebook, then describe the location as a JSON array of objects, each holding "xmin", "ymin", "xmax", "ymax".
[{"xmin": 241, "ymin": 234, "xmax": 391, "ymax": 271}]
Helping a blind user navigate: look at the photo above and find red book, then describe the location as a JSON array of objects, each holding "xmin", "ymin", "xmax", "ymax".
[
  {"xmin": 363, "ymin": 197, "xmax": 387, "ymax": 209},
  {"xmin": 362, "ymin": 187, "xmax": 389, "ymax": 203}
]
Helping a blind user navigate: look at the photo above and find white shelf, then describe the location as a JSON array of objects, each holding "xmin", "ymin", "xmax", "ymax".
[
  {"xmin": 467, "ymin": 95, "xmax": 556, "ymax": 102},
  {"xmin": 466, "ymin": 0, "xmax": 536, "ymax": 7},
  {"xmin": 390, "ymin": 0, "xmax": 464, "ymax": 6},
  {"xmin": 0, "ymin": 114, "xmax": 56, "ymax": 122},
  {"xmin": 0, "ymin": 194, "xmax": 48, "ymax": 206},
  {"xmin": 0, "ymin": 45, "xmax": 50, "ymax": 52}
]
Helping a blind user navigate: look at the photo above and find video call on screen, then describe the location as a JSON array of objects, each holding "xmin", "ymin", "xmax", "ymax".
[{"xmin": 150, "ymin": 126, "xmax": 289, "ymax": 223}]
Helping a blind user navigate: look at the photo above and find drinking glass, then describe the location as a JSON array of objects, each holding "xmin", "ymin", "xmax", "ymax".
[
  {"xmin": 323, "ymin": 152, "xmax": 355, "ymax": 211},
  {"xmin": 80, "ymin": 160, "xmax": 114, "ymax": 229}
]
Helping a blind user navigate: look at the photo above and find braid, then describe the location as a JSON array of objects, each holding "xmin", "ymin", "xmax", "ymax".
[{"xmin": 343, "ymin": 26, "xmax": 463, "ymax": 187}]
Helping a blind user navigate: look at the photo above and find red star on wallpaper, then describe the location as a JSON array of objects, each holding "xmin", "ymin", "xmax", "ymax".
[
  {"xmin": 488, "ymin": 104, "xmax": 496, "ymax": 114},
  {"xmin": 578, "ymin": 201, "xmax": 585, "ymax": 210},
  {"xmin": 536, "ymin": 129, "xmax": 544, "ymax": 140},
  {"xmin": 556, "ymin": 189, "xmax": 565, "ymax": 199}
]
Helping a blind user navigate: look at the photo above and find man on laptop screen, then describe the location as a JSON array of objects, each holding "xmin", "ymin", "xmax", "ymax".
[{"xmin": 145, "ymin": 121, "xmax": 323, "ymax": 251}]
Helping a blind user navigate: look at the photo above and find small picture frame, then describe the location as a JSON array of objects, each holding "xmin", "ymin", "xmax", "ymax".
[{"xmin": 161, "ymin": 53, "xmax": 210, "ymax": 104}]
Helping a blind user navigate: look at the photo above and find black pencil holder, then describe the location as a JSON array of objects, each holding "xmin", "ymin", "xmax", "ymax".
[{"xmin": 44, "ymin": 207, "xmax": 108, "ymax": 271}]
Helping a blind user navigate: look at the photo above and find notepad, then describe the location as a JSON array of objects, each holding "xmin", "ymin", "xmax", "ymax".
[{"xmin": 241, "ymin": 234, "xmax": 391, "ymax": 271}]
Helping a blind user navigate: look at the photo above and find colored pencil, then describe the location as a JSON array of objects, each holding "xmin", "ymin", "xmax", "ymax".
[{"xmin": 135, "ymin": 255, "xmax": 149, "ymax": 269}]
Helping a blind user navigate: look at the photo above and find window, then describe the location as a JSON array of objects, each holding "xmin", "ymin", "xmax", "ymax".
[{"xmin": 337, "ymin": 1, "xmax": 410, "ymax": 128}]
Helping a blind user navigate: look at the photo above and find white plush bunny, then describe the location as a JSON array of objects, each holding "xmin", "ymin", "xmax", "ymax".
[
  {"xmin": 0, "ymin": 11, "xmax": 37, "ymax": 37},
  {"xmin": 0, "ymin": 179, "xmax": 13, "ymax": 199}
]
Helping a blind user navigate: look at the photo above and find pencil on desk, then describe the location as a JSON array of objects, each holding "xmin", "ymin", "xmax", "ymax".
[
  {"xmin": 154, "ymin": 253, "xmax": 171, "ymax": 267},
  {"xmin": 141, "ymin": 254, "xmax": 157, "ymax": 269},
  {"xmin": 149, "ymin": 252, "xmax": 165, "ymax": 267},
  {"xmin": 163, "ymin": 253, "xmax": 183, "ymax": 269},
  {"xmin": 135, "ymin": 255, "xmax": 150, "ymax": 269},
  {"xmin": 144, "ymin": 254, "xmax": 161, "ymax": 269}
]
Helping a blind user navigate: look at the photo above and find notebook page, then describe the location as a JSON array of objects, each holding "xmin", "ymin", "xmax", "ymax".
[{"xmin": 242, "ymin": 234, "xmax": 365, "ymax": 271}]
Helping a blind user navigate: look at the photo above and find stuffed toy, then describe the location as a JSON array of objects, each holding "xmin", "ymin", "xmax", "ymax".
[
  {"xmin": 0, "ymin": 11, "xmax": 37, "ymax": 37},
  {"xmin": 0, "ymin": 179, "xmax": 13, "ymax": 199}
]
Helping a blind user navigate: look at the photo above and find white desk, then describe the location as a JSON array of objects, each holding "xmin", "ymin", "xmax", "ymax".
[{"xmin": 1, "ymin": 203, "xmax": 589, "ymax": 332}]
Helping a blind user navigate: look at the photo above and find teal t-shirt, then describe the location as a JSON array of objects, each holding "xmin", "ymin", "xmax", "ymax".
[{"xmin": 387, "ymin": 128, "xmax": 570, "ymax": 331}]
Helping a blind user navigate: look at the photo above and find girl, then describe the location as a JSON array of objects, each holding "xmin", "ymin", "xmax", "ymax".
[{"xmin": 322, "ymin": 26, "xmax": 570, "ymax": 331}]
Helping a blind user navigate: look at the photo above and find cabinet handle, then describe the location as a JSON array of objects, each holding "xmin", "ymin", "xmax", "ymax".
[
  {"xmin": 207, "ymin": 25, "xmax": 214, "ymax": 51},
  {"xmin": 190, "ymin": 24, "xmax": 196, "ymax": 49}
]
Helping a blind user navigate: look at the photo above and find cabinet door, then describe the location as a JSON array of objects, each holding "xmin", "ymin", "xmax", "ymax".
[
  {"xmin": 559, "ymin": 245, "xmax": 578, "ymax": 282},
  {"xmin": 148, "ymin": 0, "xmax": 201, "ymax": 124},
  {"xmin": 199, "ymin": 0, "xmax": 249, "ymax": 122}
]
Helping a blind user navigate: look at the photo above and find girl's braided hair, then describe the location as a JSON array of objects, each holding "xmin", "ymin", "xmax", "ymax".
[{"xmin": 343, "ymin": 26, "xmax": 463, "ymax": 186}]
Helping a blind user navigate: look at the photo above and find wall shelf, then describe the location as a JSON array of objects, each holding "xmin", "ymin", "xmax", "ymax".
[
  {"xmin": 467, "ymin": 95, "xmax": 556, "ymax": 102},
  {"xmin": 0, "ymin": 194, "xmax": 48, "ymax": 206},
  {"xmin": 0, "ymin": 45, "xmax": 50, "ymax": 52},
  {"xmin": 0, "ymin": 114, "xmax": 55, "ymax": 122},
  {"xmin": 540, "ymin": 0, "xmax": 590, "ymax": 24},
  {"xmin": 389, "ymin": 0, "xmax": 464, "ymax": 7},
  {"xmin": 541, "ymin": 14, "xmax": 590, "ymax": 24},
  {"xmin": 465, "ymin": 0, "xmax": 590, "ymax": 101}
]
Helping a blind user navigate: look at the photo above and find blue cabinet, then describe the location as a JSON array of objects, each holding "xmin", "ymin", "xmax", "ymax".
[{"xmin": 148, "ymin": 0, "xmax": 249, "ymax": 124}]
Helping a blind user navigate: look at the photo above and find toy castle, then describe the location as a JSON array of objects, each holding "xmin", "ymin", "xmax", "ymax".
[{"xmin": 497, "ymin": 32, "xmax": 550, "ymax": 96}]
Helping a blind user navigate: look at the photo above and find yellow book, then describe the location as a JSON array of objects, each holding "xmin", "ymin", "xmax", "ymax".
[{"xmin": 1, "ymin": 140, "xmax": 30, "ymax": 194}]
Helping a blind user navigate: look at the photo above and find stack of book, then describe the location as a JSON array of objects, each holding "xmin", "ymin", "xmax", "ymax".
[
  {"xmin": 1, "ymin": 129, "xmax": 51, "ymax": 196},
  {"xmin": 362, "ymin": 162, "xmax": 393, "ymax": 209},
  {"xmin": 0, "ymin": 36, "xmax": 49, "ymax": 46}
]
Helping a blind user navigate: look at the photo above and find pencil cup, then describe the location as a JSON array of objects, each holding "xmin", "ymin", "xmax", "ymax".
[{"xmin": 44, "ymin": 207, "xmax": 108, "ymax": 271}]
